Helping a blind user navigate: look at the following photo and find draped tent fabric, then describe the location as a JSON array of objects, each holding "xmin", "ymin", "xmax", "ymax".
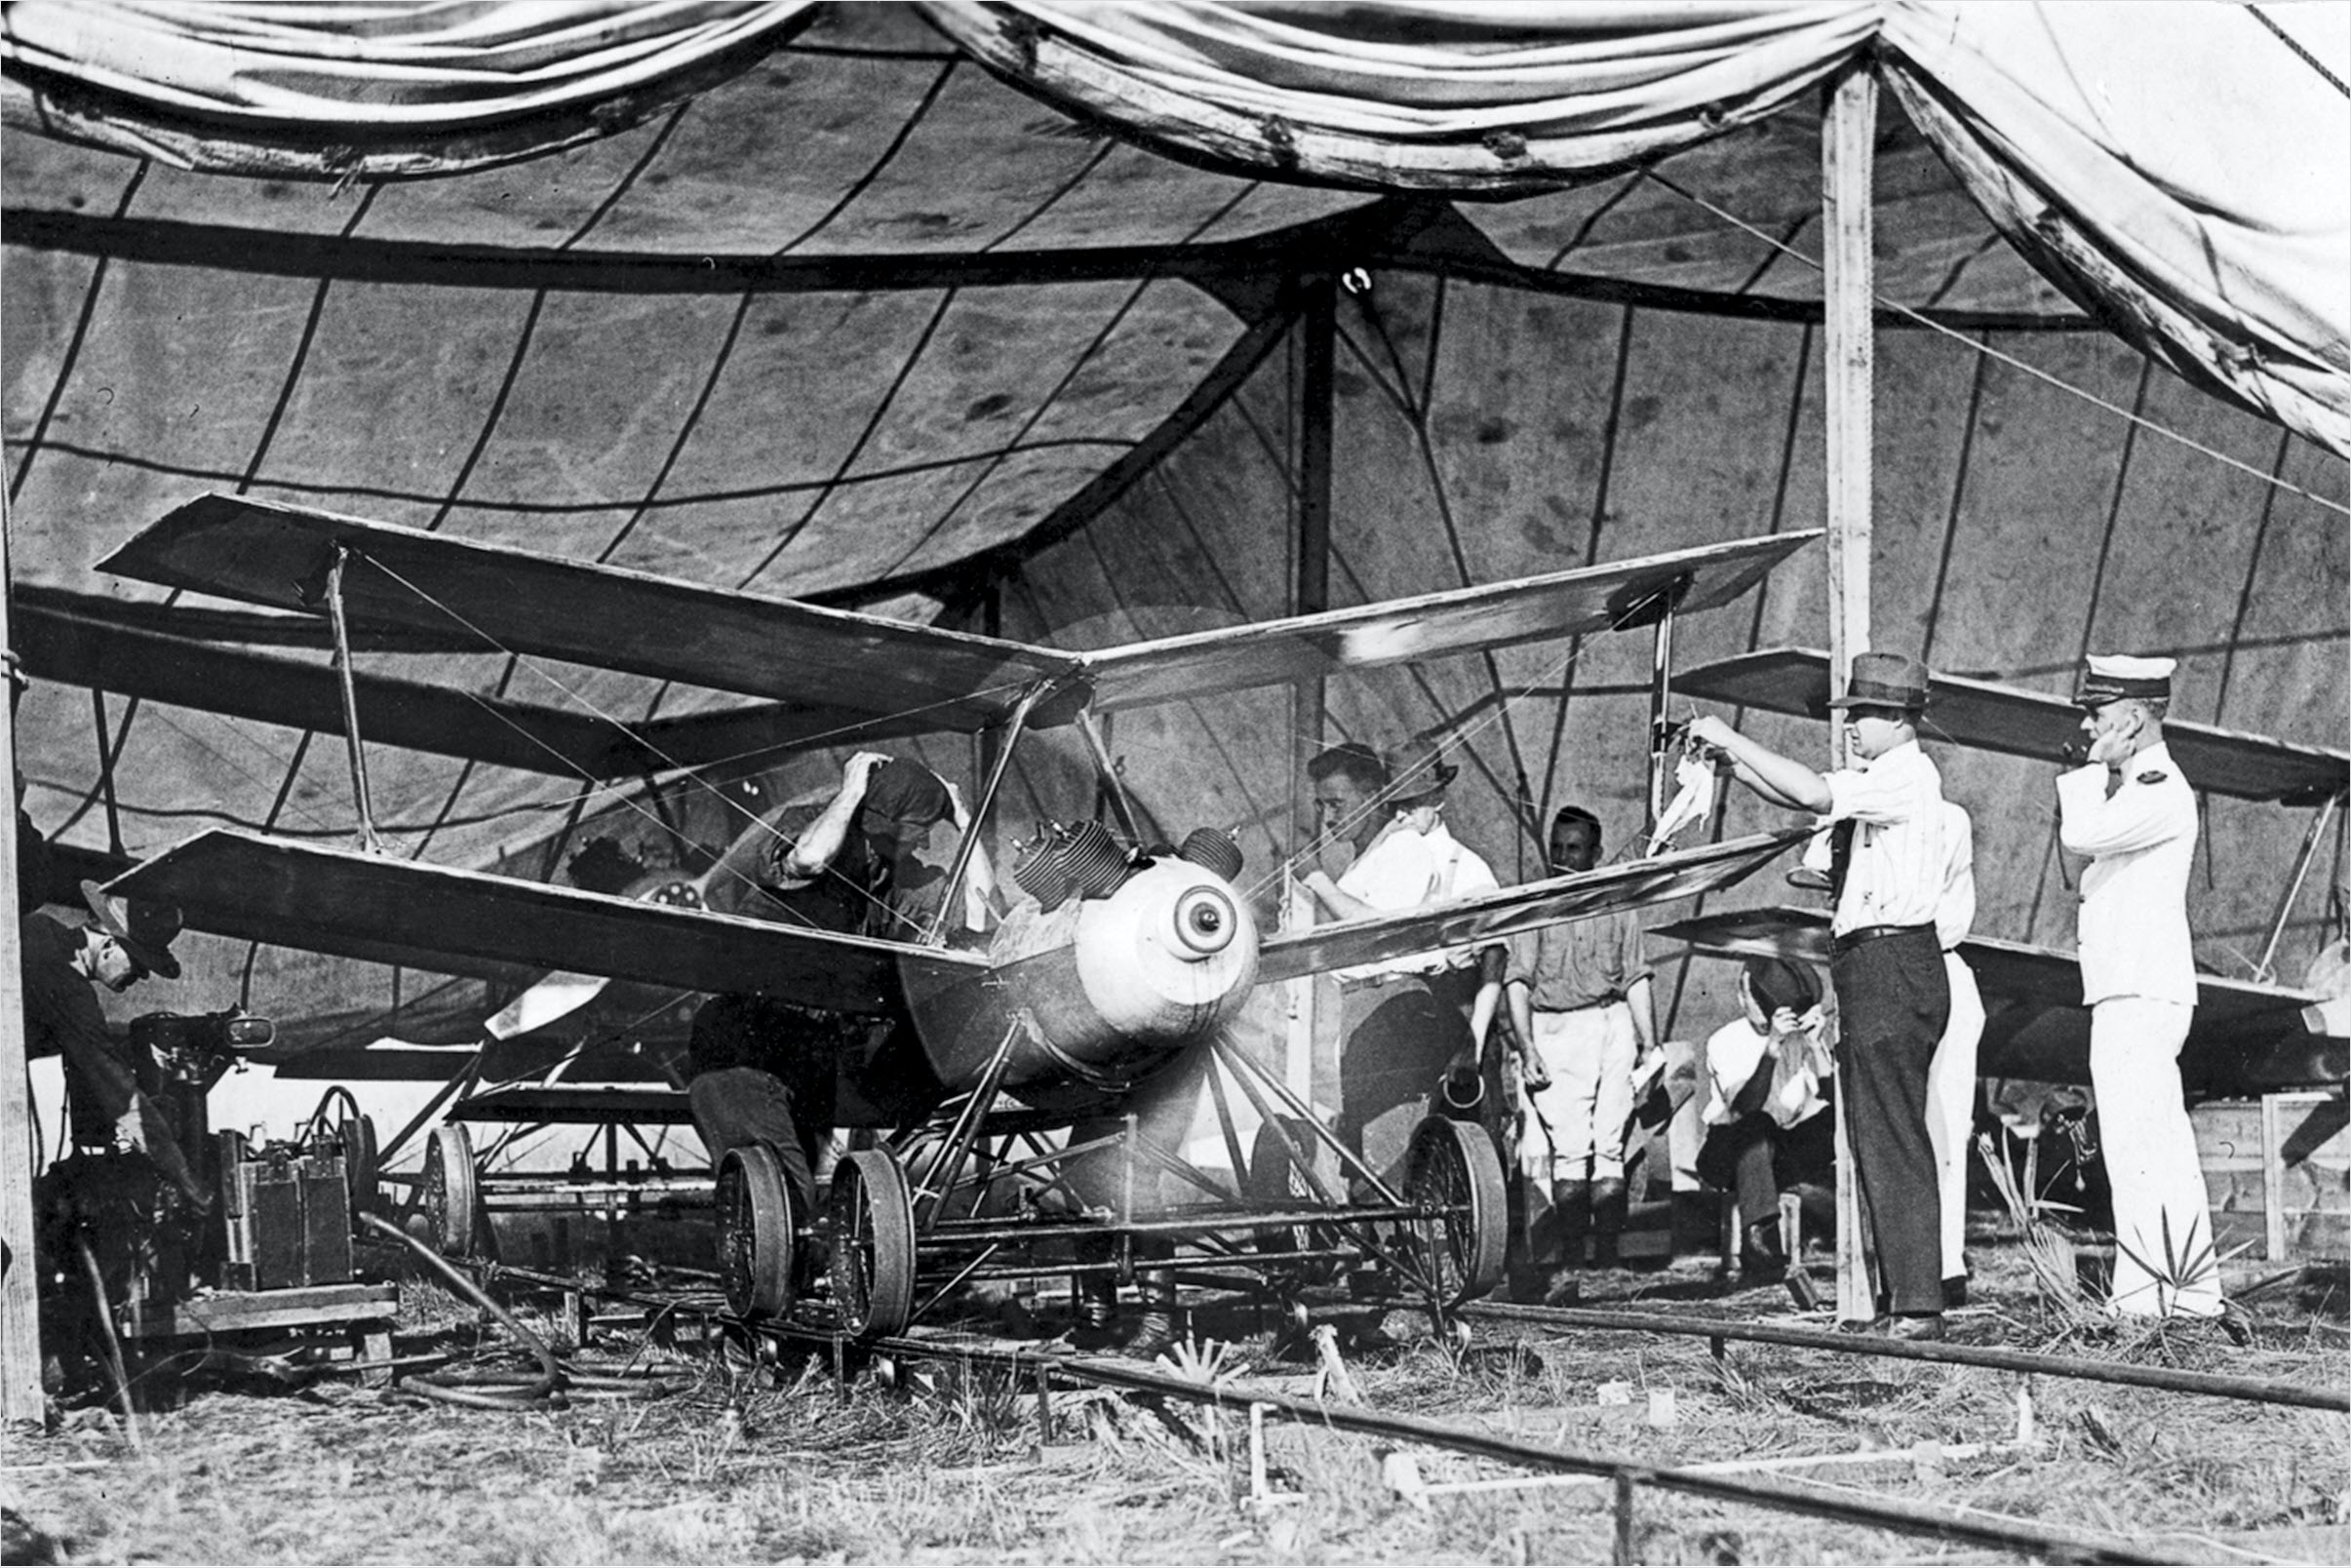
[
  {"xmin": 0, "ymin": 1, "xmax": 823, "ymax": 175},
  {"xmin": 917, "ymin": 0, "xmax": 2351, "ymax": 453},
  {"xmin": 7, "ymin": 2, "xmax": 2342, "ymax": 450}
]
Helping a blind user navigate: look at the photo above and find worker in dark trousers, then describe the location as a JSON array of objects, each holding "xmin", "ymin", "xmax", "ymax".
[{"xmin": 1689, "ymin": 650, "xmax": 1952, "ymax": 1340}]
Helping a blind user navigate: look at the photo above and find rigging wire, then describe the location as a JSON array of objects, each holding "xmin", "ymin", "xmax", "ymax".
[{"xmin": 1642, "ymin": 170, "xmax": 2350, "ymax": 520}]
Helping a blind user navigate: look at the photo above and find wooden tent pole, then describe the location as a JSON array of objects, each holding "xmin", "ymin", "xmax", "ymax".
[
  {"xmin": 1822, "ymin": 62, "xmax": 1879, "ymax": 1325},
  {"xmin": 1288, "ymin": 272, "xmax": 1336, "ymax": 1104},
  {"xmin": 0, "ymin": 488, "xmax": 43, "ymax": 1419}
]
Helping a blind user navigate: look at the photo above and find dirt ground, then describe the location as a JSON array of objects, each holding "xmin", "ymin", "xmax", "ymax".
[{"xmin": 4, "ymin": 1240, "xmax": 2345, "ymax": 1566}]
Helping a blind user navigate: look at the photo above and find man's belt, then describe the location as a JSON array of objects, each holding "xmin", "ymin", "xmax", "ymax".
[{"xmin": 1831, "ymin": 921, "xmax": 1936, "ymax": 954}]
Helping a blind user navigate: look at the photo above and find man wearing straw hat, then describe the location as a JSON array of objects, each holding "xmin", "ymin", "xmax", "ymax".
[
  {"xmin": 2057, "ymin": 653, "xmax": 2223, "ymax": 1320},
  {"xmin": 1689, "ymin": 650, "xmax": 1952, "ymax": 1339}
]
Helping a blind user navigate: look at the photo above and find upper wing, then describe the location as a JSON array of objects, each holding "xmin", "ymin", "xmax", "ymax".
[
  {"xmin": 101, "ymin": 493, "xmax": 1082, "ymax": 736},
  {"xmin": 1084, "ymin": 532, "xmax": 1819, "ymax": 712},
  {"xmin": 1650, "ymin": 906, "xmax": 2345, "ymax": 1092},
  {"xmin": 1256, "ymin": 830, "xmax": 1806, "ymax": 986},
  {"xmin": 1677, "ymin": 647, "xmax": 2349, "ymax": 804},
  {"xmin": 105, "ymin": 828, "xmax": 991, "ymax": 1015}
]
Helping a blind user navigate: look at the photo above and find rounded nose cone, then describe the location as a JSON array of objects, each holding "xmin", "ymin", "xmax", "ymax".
[{"xmin": 1168, "ymin": 884, "xmax": 1237, "ymax": 958}]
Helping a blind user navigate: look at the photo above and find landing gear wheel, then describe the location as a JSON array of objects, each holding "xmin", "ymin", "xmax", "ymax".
[
  {"xmin": 1404, "ymin": 1116, "xmax": 1508, "ymax": 1307},
  {"xmin": 1245, "ymin": 1117, "xmax": 1345, "ymax": 1283},
  {"xmin": 716, "ymin": 1145, "xmax": 798, "ymax": 1320},
  {"xmin": 340, "ymin": 1114, "xmax": 380, "ymax": 1219},
  {"xmin": 422, "ymin": 1124, "xmax": 480, "ymax": 1258},
  {"xmin": 830, "ymin": 1149, "xmax": 916, "ymax": 1340}
]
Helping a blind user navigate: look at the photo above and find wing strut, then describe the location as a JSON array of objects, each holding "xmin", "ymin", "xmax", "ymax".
[
  {"xmin": 1624, "ymin": 570, "xmax": 1694, "ymax": 841},
  {"xmin": 927, "ymin": 675, "xmax": 1059, "ymax": 945},
  {"xmin": 324, "ymin": 545, "xmax": 382, "ymax": 854},
  {"xmin": 2257, "ymin": 787, "xmax": 2345, "ymax": 982}
]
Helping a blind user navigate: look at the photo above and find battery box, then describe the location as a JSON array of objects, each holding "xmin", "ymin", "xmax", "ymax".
[{"xmin": 218, "ymin": 1138, "xmax": 353, "ymax": 1291}]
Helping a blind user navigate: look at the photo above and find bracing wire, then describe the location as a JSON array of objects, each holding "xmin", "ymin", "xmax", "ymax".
[{"xmin": 1642, "ymin": 170, "xmax": 2350, "ymax": 519}]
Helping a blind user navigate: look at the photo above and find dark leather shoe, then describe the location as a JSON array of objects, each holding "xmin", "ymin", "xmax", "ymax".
[
  {"xmin": 1941, "ymin": 1275, "xmax": 1969, "ymax": 1310},
  {"xmin": 1887, "ymin": 1313, "xmax": 1945, "ymax": 1341}
]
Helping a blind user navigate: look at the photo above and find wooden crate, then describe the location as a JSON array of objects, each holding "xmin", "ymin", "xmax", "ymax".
[{"xmin": 2191, "ymin": 1093, "xmax": 2349, "ymax": 1261}]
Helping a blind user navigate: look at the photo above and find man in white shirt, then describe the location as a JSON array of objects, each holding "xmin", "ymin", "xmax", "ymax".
[
  {"xmin": 2057, "ymin": 653, "xmax": 2222, "ymax": 1319},
  {"xmin": 1927, "ymin": 799, "xmax": 1985, "ymax": 1307},
  {"xmin": 1300, "ymin": 740, "xmax": 1495, "ymax": 1183},
  {"xmin": 1689, "ymin": 650, "xmax": 1952, "ymax": 1339},
  {"xmin": 1696, "ymin": 956, "xmax": 1834, "ymax": 1300}
]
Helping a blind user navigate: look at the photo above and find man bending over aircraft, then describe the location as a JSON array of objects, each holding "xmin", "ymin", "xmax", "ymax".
[{"xmin": 687, "ymin": 751, "xmax": 993, "ymax": 1217}]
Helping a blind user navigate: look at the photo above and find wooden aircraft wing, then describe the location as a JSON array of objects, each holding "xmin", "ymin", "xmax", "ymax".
[
  {"xmin": 104, "ymin": 828, "xmax": 991, "ymax": 1016},
  {"xmin": 1254, "ymin": 829, "xmax": 1806, "ymax": 987},
  {"xmin": 1676, "ymin": 647, "xmax": 2350, "ymax": 804},
  {"xmin": 1651, "ymin": 906, "xmax": 2346, "ymax": 1093},
  {"xmin": 1078, "ymin": 531, "xmax": 1820, "ymax": 712},
  {"xmin": 101, "ymin": 493, "xmax": 1084, "ymax": 735}
]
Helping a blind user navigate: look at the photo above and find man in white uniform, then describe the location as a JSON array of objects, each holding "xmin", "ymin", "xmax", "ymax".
[
  {"xmin": 1926, "ymin": 799, "xmax": 1985, "ymax": 1306},
  {"xmin": 2056, "ymin": 653, "xmax": 2223, "ymax": 1319}
]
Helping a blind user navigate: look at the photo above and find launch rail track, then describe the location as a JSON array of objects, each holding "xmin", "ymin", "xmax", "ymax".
[{"xmin": 461, "ymin": 1261, "xmax": 2284, "ymax": 1565}]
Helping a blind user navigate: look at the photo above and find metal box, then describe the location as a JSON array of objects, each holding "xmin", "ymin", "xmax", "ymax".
[{"xmin": 220, "ymin": 1144, "xmax": 353, "ymax": 1290}]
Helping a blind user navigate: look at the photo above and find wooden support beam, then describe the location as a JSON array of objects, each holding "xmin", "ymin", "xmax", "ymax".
[
  {"xmin": 0, "ymin": 490, "xmax": 42, "ymax": 1419},
  {"xmin": 1822, "ymin": 63, "xmax": 1879, "ymax": 1326},
  {"xmin": 1289, "ymin": 273, "xmax": 1338, "ymax": 1104}
]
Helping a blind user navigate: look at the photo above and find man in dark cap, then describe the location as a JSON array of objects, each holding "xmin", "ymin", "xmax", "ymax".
[
  {"xmin": 2057, "ymin": 653, "xmax": 2221, "ymax": 1320},
  {"xmin": 20, "ymin": 879, "xmax": 208, "ymax": 1201},
  {"xmin": 1696, "ymin": 956, "xmax": 1834, "ymax": 1299},
  {"xmin": 688, "ymin": 751, "xmax": 990, "ymax": 1217},
  {"xmin": 1688, "ymin": 650, "xmax": 1952, "ymax": 1339},
  {"xmin": 1298, "ymin": 738, "xmax": 1494, "ymax": 1182}
]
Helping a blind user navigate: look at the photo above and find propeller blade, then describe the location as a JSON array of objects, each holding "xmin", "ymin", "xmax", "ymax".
[{"xmin": 487, "ymin": 971, "xmax": 614, "ymax": 1040}]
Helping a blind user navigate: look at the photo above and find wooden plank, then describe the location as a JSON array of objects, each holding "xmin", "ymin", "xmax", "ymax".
[
  {"xmin": 451, "ymin": 1086, "xmax": 694, "ymax": 1125},
  {"xmin": 120, "ymin": 1282, "xmax": 399, "ymax": 1339},
  {"xmin": 1822, "ymin": 63, "xmax": 1877, "ymax": 1326},
  {"xmin": 1677, "ymin": 647, "xmax": 2350, "ymax": 804},
  {"xmin": 0, "ymin": 490, "xmax": 40, "ymax": 1419}
]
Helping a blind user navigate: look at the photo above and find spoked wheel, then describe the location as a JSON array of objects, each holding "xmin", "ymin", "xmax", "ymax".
[
  {"xmin": 829, "ymin": 1148, "xmax": 916, "ymax": 1340},
  {"xmin": 1245, "ymin": 1117, "xmax": 1347, "ymax": 1283},
  {"xmin": 422, "ymin": 1124, "xmax": 479, "ymax": 1258},
  {"xmin": 716, "ymin": 1145, "xmax": 798, "ymax": 1320},
  {"xmin": 1403, "ymin": 1116, "xmax": 1508, "ymax": 1307}
]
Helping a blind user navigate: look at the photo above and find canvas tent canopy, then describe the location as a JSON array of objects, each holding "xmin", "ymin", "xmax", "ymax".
[{"xmin": 2, "ymin": 0, "xmax": 2344, "ymax": 1057}]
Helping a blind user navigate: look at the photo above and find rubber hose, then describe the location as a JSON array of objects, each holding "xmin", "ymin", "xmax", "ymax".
[{"xmin": 358, "ymin": 1212, "xmax": 562, "ymax": 1410}]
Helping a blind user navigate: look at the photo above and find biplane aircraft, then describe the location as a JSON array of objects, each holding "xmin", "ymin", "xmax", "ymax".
[
  {"xmin": 76, "ymin": 493, "xmax": 1822, "ymax": 1339},
  {"xmin": 1659, "ymin": 647, "xmax": 2349, "ymax": 1097}
]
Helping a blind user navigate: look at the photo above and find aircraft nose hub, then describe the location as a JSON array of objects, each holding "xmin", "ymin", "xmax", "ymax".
[{"xmin": 1169, "ymin": 885, "xmax": 1237, "ymax": 957}]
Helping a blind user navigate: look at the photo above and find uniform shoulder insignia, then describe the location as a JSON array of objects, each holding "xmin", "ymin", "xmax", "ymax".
[{"xmin": 2135, "ymin": 769, "xmax": 2169, "ymax": 786}]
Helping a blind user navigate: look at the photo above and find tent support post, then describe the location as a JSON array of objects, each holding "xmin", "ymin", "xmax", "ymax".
[
  {"xmin": 1823, "ymin": 62, "xmax": 1879, "ymax": 1326},
  {"xmin": 1, "ymin": 490, "xmax": 43, "ymax": 1420},
  {"xmin": 324, "ymin": 547, "xmax": 384, "ymax": 854},
  {"xmin": 1289, "ymin": 272, "xmax": 1337, "ymax": 1105}
]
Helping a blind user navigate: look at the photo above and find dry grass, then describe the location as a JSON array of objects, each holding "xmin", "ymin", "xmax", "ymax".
[{"xmin": 5, "ymin": 1238, "xmax": 2345, "ymax": 1565}]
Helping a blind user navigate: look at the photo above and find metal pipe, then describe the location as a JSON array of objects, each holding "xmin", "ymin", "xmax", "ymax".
[
  {"xmin": 1464, "ymin": 1300, "xmax": 2348, "ymax": 1413},
  {"xmin": 323, "ymin": 546, "xmax": 383, "ymax": 854},
  {"xmin": 1075, "ymin": 711, "xmax": 1143, "ymax": 846}
]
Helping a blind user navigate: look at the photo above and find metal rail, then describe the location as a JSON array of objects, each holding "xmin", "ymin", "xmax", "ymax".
[
  {"xmin": 455, "ymin": 1265, "xmax": 2265, "ymax": 1563},
  {"xmin": 1464, "ymin": 1301, "xmax": 2348, "ymax": 1413}
]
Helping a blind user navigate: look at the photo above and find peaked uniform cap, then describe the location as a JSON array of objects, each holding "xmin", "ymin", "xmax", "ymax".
[
  {"xmin": 1822, "ymin": 650, "xmax": 1930, "ymax": 713},
  {"xmin": 2077, "ymin": 653, "xmax": 2175, "ymax": 708}
]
